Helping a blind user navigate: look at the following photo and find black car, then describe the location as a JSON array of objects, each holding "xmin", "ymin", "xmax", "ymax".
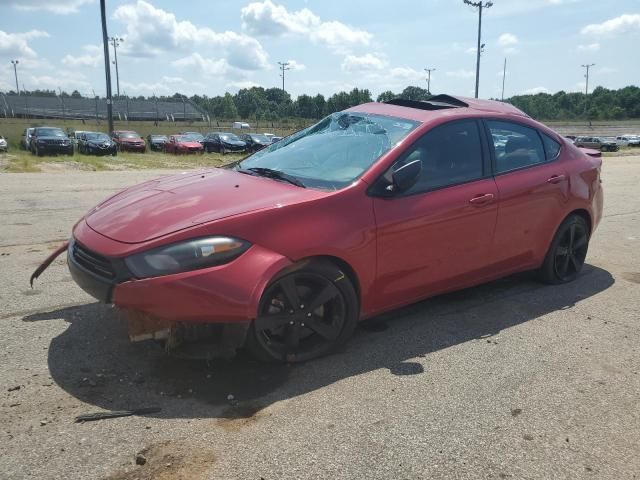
[
  {"xmin": 202, "ymin": 132, "xmax": 247, "ymax": 154},
  {"xmin": 30, "ymin": 127, "xmax": 73, "ymax": 156},
  {"xmin": 147, "ymin": 134, "xmax": 169, "ymax": 151},
  {"xmin": 239, "ymin": 133, "xmax": 272, "ymax": 152},
  {"xmin": 78, "ymin": 132, "xmax": 117, "ymax": 156}
]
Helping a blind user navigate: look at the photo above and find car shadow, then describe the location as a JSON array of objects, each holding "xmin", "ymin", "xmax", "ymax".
[{"xmin": 28, "ymin": 264, "xmax": 614, "ymax": 420}]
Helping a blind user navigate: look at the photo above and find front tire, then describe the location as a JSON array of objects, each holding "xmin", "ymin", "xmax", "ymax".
[
  {"xmin": 246, "ymin": 261, "xmax": 358, "ymax": 363},
  {"xmin": 539, "ymin": 214, "xmax": 589, "ymax": 284}
]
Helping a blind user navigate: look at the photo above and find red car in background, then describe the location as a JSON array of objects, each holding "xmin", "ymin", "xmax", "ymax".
[
  {"xmin": 35, "ymin": 95, "xmax": 603, "ymax": 363},
  {"xmin": 164, "ymin": 135, "xmax": 205, "ymax": 154},
  {"xmin": 112, "ymin": 130, "xmax": 146, "ymax": 152}
]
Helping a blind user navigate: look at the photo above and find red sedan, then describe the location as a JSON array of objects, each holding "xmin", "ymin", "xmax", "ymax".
[
  {"xmin": 164, "ymin": 135, "xmax": 204, "ymax": 154},
  {"xmin": 112, "ymin": 130, "xmax": 146, "ymax": 153},
  {"xmin": 35, "ymin": 95, "xmax": 603, "ymax": 362}
]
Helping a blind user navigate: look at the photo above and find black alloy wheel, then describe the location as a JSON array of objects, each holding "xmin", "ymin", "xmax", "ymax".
[
  {"xmin": 246, "ymin": 261, "xmax": 358, "ymax": 362},
  {"xmin": 540, "ymin": 214, "xmax": 589, "ymax": 284}
]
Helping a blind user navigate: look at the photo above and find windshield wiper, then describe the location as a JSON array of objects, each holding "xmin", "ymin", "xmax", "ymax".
[{"xmin": 238, "ymin": 167, "xmax": 306, "ymax": 188}]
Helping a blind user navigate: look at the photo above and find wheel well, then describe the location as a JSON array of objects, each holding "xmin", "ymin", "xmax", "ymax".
[
  {"xmin": 282, "ymin": 255, "xmax": 361, "ymax": 306},
  {"xmin": 570, "ymin": 209, "xmax": 592, "ymax": 234}
]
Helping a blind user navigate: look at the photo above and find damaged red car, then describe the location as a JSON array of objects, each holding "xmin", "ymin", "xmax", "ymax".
[
  {"xmin": 34, "ymin": 95, "xmax": 603, "ymax": 362},
  {"xmin": 163, "ymin": 134, "xmax": 204, "ymax": 154}
]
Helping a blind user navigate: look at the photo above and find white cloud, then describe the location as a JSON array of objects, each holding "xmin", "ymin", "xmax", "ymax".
[
  {"xmin": 446, "ymin": 69, "xmax": 475, "ymax": 78},
  {"xmin": 581, "ymin": 14, "xmax": 640, "ymax": 35},
  {"xmin": 498, "ymin": 33, "xmax": 519, "ymax": 47},
  {"xmin": 113, "ymin": 0, "xmax": 270, "ymax": 71},
  {"xmin": 465, "ymin": 47, "xmax": 477, "ymax": 55},
  {"xmin": 172, "ymin": 53, "xmax": 230, "ymax": 77},
  {"xmin": 0, "ymin": 30, "xmax": 49, "ymax": 58},
  {"xmin": 121, "ymin": 76, "xmax": 206, "ymax": 96},
  {"xmin": 241, "ymin": 0, "xmax": 372, "ymax": 53},
  {"xmin": 286, "ymin": 59, "xmax": 306, "ymax": 71},
  {"xmin": 522, "ymin": 86, "xmax": 549, "ymax": 94},
  {"xmin": 62, "ymin": 44, "xmax": 102, "ymax": 68},
  {"xmin": 341, "ymin": 53, "xmax": 386, "ymax": 72},
  {"xmin": 5, "ymin": 0, "xmax": 95, "ymax": 14},
  {"xmin": 576, "ymin": 43, "xmax": 600, "ymax": 52}
]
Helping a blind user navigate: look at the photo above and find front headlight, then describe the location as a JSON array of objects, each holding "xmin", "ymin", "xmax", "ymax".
[{"xmin": 124, "ymin": 236, "xmax": 251, "ymax": 278}]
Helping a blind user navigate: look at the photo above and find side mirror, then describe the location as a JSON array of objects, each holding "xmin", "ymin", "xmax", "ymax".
[{"xmin": 389, "ymin": 159, "xmax": 422, "ymax": 194}]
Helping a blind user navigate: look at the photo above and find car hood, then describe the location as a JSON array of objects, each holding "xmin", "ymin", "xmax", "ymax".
[
  {"xmin": 222, "ymin": 140, "xmax": 246, "ymax": 146},
  {"xmin": 119, "ymin": 138, "xmax": 143, "ymax": 142},
  {"xmin": 177, "ymin": 141, "xmax": 202, "ymax": 148},
  {"xmin": 85, "ymin": 168, "xmax": 327, "ymax": 244}
]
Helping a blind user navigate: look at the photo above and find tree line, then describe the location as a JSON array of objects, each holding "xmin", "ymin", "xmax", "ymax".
[{"xmin": 4, "ymin": 85, "xmax": 639, "ymax": 121}]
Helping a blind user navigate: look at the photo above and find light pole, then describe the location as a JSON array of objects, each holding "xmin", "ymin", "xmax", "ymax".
[
  {"xmin": 501, "ymin": 57, "xmax": 507, "ymax": 101},
  {"xmin": 100, "ymin": 0, "xmax": 114, "ymax": 134},
  {"xmin": 424, "ymin": 68, "xmax": 436, "ymax": 94},
  {"xmin": 581, "ymin": 63, "xmax": 595, "ymax": 95},
  {"xmin": 278, "ymin": 61, "xmax": 291, "ymax": 93},
  {"xmin": 463, "ymin": 0, "xmax": 493, "ymax": 98},
  {"xmin": 10, "ymin": 60, "xmax": 20, "ymax": 95},
  {"xmin": 109, "ymin": 36, "xmax": 124, "ymax": 98}
]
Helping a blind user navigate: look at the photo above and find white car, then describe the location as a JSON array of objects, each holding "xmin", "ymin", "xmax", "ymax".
[
  {"xmin": 0, "ymin": 135, "xmax": 7, "ymax": 152},
  {"xmin": 616, "ymin": 135, "xmax": 640, "ymax": 147}
]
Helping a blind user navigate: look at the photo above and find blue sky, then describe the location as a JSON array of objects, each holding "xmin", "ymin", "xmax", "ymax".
[{"xmin": 0, "ymin": 0, "xmax": 638, "ymax": 99}]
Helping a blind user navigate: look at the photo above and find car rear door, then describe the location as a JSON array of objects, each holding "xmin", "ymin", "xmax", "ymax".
[
  {"xmin": 485, "ymin": 119, "xmax": 569, "ymax": 272},
  {"xmin": 372, "ymin": 119, "xmax": 499, "ymax": 310}
]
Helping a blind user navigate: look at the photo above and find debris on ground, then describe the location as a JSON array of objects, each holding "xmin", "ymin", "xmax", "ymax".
[{"xmin": 74, "ymin": 407, "xmax": 161, "ymax": 423}]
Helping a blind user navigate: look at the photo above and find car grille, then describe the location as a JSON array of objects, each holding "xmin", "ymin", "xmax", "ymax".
[
  {"xmin": 72, "ymin": 242, "xmax": 116, "ymax": 280},
  {"xmin": 44, "ymin": 139, "xmax": 67, "ymax": 145}
]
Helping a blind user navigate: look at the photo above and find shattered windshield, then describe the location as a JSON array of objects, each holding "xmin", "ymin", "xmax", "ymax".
[{"xmin": 238, "ymin": 112, "xmax": 420, "ymax": 190}]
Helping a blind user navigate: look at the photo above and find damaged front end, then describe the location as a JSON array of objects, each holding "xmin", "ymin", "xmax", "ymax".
[{"xmin": 30, "ymin": 241, "xmax": 252, "ymax": 360}]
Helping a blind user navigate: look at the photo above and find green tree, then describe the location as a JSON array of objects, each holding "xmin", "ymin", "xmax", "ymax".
[
  {"xmin": 377, "ymin": 90, "xmax": 397, "ymax": 102},
  {"xmin": 221, "ymin": 93, "xmax": 238, "ymax": 119}
]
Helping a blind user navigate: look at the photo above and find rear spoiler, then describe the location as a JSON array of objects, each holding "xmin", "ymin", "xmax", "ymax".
[{"xmin": 577, "ymin": 147, "xmax": 601, "ymax": 158}]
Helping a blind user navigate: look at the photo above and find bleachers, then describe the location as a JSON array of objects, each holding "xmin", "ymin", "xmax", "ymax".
[{"xmin": 0, "ymin": 94, "xmax": 206, "ymax": 122}]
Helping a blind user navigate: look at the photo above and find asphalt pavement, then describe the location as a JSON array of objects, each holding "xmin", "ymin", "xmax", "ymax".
[{"xmin": 0, "ymin": 159, "xmax": 638, "ymax": 479}]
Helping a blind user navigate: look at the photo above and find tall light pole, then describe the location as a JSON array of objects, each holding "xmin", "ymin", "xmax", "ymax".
[
  {"xmin": 581, "ymin": 63, "xmax": 595, "ymax": 95},
  {"xmin": 109, "ymin": 36, "xmax": 124, "ymax": 98},
  {"xmin": 501, "ymin": 57, "xmax": 507, "ymax": 101},
  {"xmin": 424, "ymin": 68, "xmax": 436, "ymax": 94},
  {"xmin": 463, "ymin": 0, "xmax": 493, "ymax": 98},
  {"xmin": 100, "ymin": 0, "xmax": 114, "ymax": 134},
  {"xmin": 10, "ymin": 60, "xmax": 20, "ymax": 95},
  {"xmin": 278, "ymin": 61, "xmax": 291, "ymax": 93}
]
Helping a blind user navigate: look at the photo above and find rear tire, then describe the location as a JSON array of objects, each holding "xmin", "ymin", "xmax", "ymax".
[
  {"xmin": 246, "ymin": 260, "xmax": 358, "ymax": 363},
  {"xmin": 539, "ymin": 214, "xmax": 589, "ymax": 284}
]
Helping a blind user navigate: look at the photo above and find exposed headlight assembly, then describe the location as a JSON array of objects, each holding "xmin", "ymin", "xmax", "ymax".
[{"xmin": 124, "ymin": 236, "xmax": 250, "ymax": 278}]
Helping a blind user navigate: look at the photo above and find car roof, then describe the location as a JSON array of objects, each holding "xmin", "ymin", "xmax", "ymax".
[{"xmin": 347, "ymin": 94, "xmax": 529, "ymax": 123}]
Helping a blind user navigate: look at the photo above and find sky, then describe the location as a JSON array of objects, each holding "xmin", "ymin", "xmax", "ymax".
[{"xmin": 0, "ymin": 0, "xmax": 638, "ymax": 100}]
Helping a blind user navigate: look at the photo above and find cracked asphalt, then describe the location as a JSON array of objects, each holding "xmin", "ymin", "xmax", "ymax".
[{"xmin": 0, "ymin": 158, "xmax": 639, "ymax": 479}]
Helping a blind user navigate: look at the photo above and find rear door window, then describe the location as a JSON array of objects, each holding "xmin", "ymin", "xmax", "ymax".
[
  {"xmin": 487, "ymin": 120, "xmax": 546, "ymax": 173},
  {"xmin": 541, "ymin": 133, "xmax": 561, "ymax": 160}
]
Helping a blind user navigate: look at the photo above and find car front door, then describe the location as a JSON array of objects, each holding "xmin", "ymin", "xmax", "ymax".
[
  {"xmin": 485, "ymin": 119, "xmax": 569, "ymax": 273},
  {"xmin": 372, "ymin": 119, "xmax": 499, "ymax": 310}
]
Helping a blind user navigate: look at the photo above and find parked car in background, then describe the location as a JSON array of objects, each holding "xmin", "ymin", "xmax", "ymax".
[
  {"xmin": 78, "ymin": 132, "xmax": 117, "ymax": 156},
  {"xmin": 30, "ymin": 127, "xmax": 73, "ymax": 156},
  {"xmin": 112, "ymin": 130, "xmax": 146, "ymax": 152},
  {"xmin": 43, "ymin": 95, "xmax": 603, "ymax": 363},
  {"xmin": 616, "ymin": 135, "xmax": 640, "ymax": 147},
  {"xmin": 147, "ymin": 134, "xmax": 169, "ymax": 151},
  {"xmin": 0, "ymin": 135, "xmax": 7, "ymax": 152},
  {"xmin": 164, "ymin": 135, "xmax": 204, "ymax": 154},
  {"xmin": 232, "ymin": 122, "xmax": 250, "ymax": 129},
  {"xmin": 239, "ymin": 133, "xmax": 272, "ymax": 152},
  {"xmin": 180, "ymin": 132, "xmax": 205, "ymax": 145},
  {"xmin": 69, "ymin": 130, "xmax": 88, "ymax": 147},
  {"xmin": 202, "ymin": 132, "xmax": 247, "ymax": 154},
  {"xmin": 574, "ymin": 136, "xmax": 618, "ymax": 152},
  {"xmin": 21, "ymin": 127, "xmax": 34, "ymax": 150},
  {"xmin": 270, "ymin": 136, "xmax": 284, "ymax": 143}
]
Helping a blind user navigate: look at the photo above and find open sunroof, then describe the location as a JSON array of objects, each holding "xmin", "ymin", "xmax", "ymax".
[{"xmin": 384, "ymin": 94, "xmax": 469, "ymax": 111}]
